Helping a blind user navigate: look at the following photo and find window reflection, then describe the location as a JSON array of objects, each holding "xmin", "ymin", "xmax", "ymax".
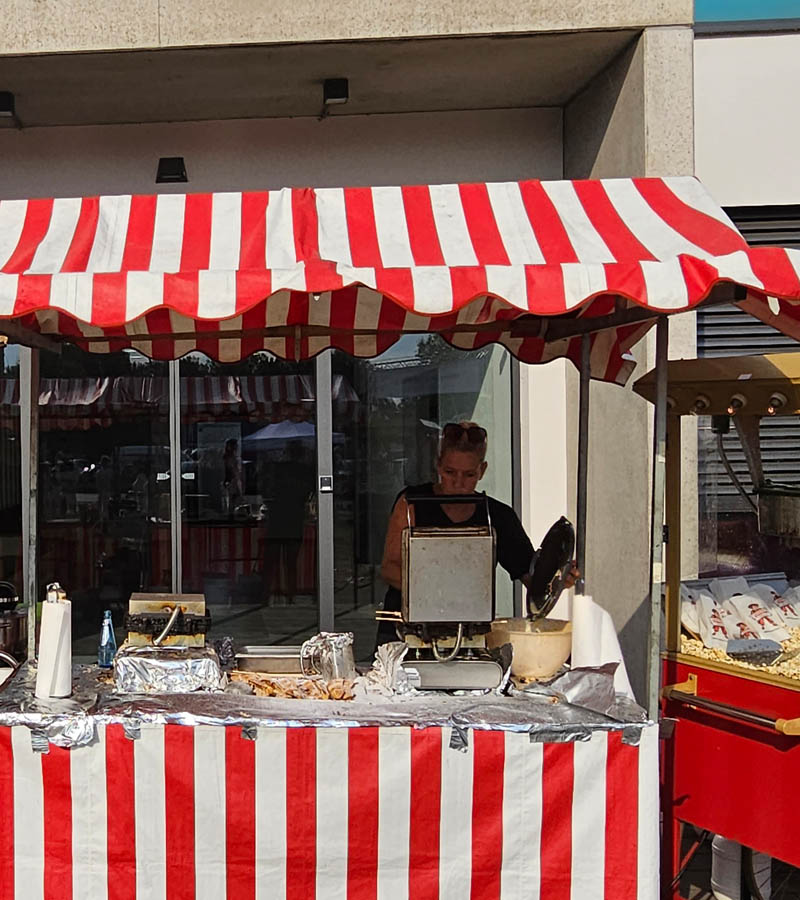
[{"xmin": 0, "ymin": 342, "xmax": 21, "ymax": 596}]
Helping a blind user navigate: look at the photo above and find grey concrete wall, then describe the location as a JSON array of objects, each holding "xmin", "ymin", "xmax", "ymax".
[
  {"xmin": 1, "ymin": 0, "xmax": 693, "ymax": 55},
  {"xmin": 558, "ymin": 26, "xmax": 695, "ymax": 702}
]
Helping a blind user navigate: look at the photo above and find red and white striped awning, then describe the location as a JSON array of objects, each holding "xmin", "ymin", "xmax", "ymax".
[{"xmin": 1, "ymin": 177, "xmax": 799, "ymax": 383}]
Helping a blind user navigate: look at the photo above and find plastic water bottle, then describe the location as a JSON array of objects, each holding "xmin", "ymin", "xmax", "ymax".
[{"xmin": 98, "ymin": 609, "xmax": 117, "ymax": 668}]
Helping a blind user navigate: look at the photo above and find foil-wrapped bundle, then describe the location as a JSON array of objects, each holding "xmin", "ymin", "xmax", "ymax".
[{"xmin": 114, "ymin": 645, "xmax": 224, "ymax": 694}]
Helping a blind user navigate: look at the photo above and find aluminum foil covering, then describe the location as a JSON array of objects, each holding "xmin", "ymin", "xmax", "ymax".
[
  {"xmin": 113, "ymin": 645, "xmax": 224, "ymax": 694},
  {"xmin": 0, "ymin": 661, "xmax": 651, "ymax": 750}
]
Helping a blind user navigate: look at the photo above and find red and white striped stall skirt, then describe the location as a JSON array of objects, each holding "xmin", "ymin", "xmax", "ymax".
[{"xmin": 0, "ymin": 723, "xmax": 658, "ymax": 900}]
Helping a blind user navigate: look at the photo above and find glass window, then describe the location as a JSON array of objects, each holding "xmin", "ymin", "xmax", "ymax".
[
  {"xmin": 0, "ymin": 342, "xmax": 22, "ymax": 598},
  {"xmin": 37, "ymin": 346, "xmax": 170, "ymax": 658},
  {"xmin": 179, "ymin": 354, "xmax": 318, "ymax": 648},
  {"xmin": 331, "ymin": 336, "xmax": 514, "ymax": 662}
]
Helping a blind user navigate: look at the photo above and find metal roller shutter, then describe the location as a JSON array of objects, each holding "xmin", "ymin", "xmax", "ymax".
[{"xmin": 698, "ymin": 206, "xmax": 800, "ymax": 513}]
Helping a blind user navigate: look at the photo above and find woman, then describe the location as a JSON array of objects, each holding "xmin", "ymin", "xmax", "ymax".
[{"xmin": 378, "ymin": 421, "xmax": 568, "ymax": 647}]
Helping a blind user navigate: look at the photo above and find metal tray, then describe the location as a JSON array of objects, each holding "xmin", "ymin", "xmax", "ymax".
[{"xmin": 234, "ymin": 645, "xmax": 303, "ymax": 673}]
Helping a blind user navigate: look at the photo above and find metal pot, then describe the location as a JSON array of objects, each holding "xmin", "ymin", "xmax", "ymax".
[{"xmin": 0, "ymin": 581, "xmax": 19, "ymax": 615}]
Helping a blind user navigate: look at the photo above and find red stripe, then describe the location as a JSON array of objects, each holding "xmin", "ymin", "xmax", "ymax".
[
  {"xmin": 180, "ymin": 194, "xmax": 213, "ymax": 272},
  {"xmin": 459, "ymin": 184, "xmax": 510, "ymax": 265},
  {"xmin": 604, "ymin": 732, "xmax": 639, "ymax": 900},
  {"xmin": 293, "ymin": 188, "xmax": 319, "ymax": 264},
  {"xmin": 470, "ymin": 731, "xmax": 505, "ymax": 900},
  {"xmin": 61, "ymin": 197, "xmax": 101, "ymax": 272},
  {"xmin": 748, "ymin": 246, "xmax": 800, "ymax": 300},
  {"xmin": 0, "ymin": 729, "xmax": 13, "ymax": 900},
  {"xmin": 42, "ymin": 745, "xmax": 72, "ymax": 900},
  {"xmin": 226, "ymin": 727, "xmax": 256, "ymax": 900},
  {"xmin": 345, "ymin": 188, "xmax": 383, "ymax": 268},
  {"xmin": 239, "ymin": 192, "xmax": 269, "ymax": 270},
  {"xmin": 2, "ymin": 198, "xmax": 54, "ymax": 272},
  {"xmin": 540, "ymin": 743, "xmax": 574, "ymax": 900},
  {"xmin": 635, "ymin": 179, "xmax": 747, "ymax": 257},
  {"xmin": 329, "ymin": 286, "xmax": 358, "ymax": 357},
  {"xmin": 165, "ymin": 725, "xmax": 195, "ymax": 900},
  {"xmin": 409, "ymin": 727, "xmax": 442, "ymax": 900},
  {"xmin": 450, "ymin": 267, "xmax": 488, "ymax": 310},
  {"xmin": 574, "ymin": 182, "xmax": 656, "ymax": 263},
  {"xmin": 91, "ymin": 272, "xmax": 129, "ymax": 327},
  {"xmin": 286, "ymin": 728, "xmax": 317, "ymax": 900},
  {"xmin": 518, "ymin": 182, "xmax": 578, "ymax": 264},
  {"xmin": 401, "ymin": 186, "xmax": 446, "ymax": 266},
  {"xmin": 602, "ymin": 263, "xmax": 648, "ymax": 308},
  {"xmin": 121, "ymin": 195, "xmax": 158, "ymax": 271},
  {"xmin": 524, "ymin": 266, "xmax": 567, "ymax": 314},
  {"xmin": 106, "ymin": 724, "xmax": 137, "ymax": 900},
  {"xmin": 347, "ymin": 728, "xmax": 379, "ymax": 900}
]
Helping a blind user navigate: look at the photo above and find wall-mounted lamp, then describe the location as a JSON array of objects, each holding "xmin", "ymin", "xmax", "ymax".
[
  {"xmin": 323, "ymin": 78, "xmax": 349, "ymax": 107},
  {"xmin": 726, "ymin": 393, "xmax": 747, "ymax": 416},
  {"xmin": 767, "ymin": 392, "xmax": 787, "ymax": 416},
  {"xmin": 692, "ymin": 394, "xmax": 711, "ymax": 414},
  {"xmin": 156, "ymin": 156, "xmax": 188, "ymax": 184},
  {"xmin": 0, "ymin": 92, "xmax": 21, "ymax": 129}
]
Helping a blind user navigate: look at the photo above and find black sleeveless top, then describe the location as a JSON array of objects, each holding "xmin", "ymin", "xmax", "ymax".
[{"xmin": 382, "ymin": 482, "xmax": 534, "ymax": 614}]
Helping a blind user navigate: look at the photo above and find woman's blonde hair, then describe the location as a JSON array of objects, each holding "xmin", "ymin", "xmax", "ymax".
[{"xmin": 438, "ymin": 421, "xmax": 488, "ymax": 462}]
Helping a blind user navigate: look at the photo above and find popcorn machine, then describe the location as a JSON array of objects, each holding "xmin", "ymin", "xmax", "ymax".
[{"xmin": 635, "ymin": 353, "xmax": 800, "ymax": 895}]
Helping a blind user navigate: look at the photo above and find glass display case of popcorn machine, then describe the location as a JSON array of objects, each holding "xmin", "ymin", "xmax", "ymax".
[{"xmin": 635, "ymin": 353, "xmax": 800, "ymax": 893}]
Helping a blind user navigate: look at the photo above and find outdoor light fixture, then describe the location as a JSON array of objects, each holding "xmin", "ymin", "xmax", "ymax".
[
  {"xmin": 0, "ymin": 92, "xmax": 21, "ymax": 129},
  {"xmin": 692, "ymin": 394, "xmax": 711, "ymax": 414},
  {"xmin": 767, "ymin": 392, "xmax": 787, "ymax": 416},
  {"xmin": 323, "ymin": 78, "xmax": 349, "ymax": 106},
  {"xmin": 726, "ymin": 393, "xmax": 747, "ymax": 415},
  {"xmin": 155, "ymin": 156, "xmax": 188, "ymax": 184}
]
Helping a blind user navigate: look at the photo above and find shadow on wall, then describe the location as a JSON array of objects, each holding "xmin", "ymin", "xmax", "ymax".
[{"xmin": 618, "ymin": 594, "xmax": 653, "ymax": 706}]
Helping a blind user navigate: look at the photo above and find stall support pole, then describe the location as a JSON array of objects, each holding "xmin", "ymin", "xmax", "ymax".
[
  {"xmin": 575, "ymin": 333, "xmax": 590, "ymax": 594},
  {"xmin": 20, "ymin": 346, "xmax": 39, "ymax": 660},
  {"xmin": 646, "ymin": 317, "xmax": 669, "ymax": 719},
  {"xmin": 511, "ymin": 357, "xmax": 523, "ymax": 617},
  {"xmin": 316, "ymin": 352, "xmax": 335, "ymax": 632},
  {"xmin": 168, "ymin": 360, "xmax": 182, "ymax": 592}
]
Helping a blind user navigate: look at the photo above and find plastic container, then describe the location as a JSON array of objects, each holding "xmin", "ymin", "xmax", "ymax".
[
  {"xmin": 97, "ymin": 609, "xmax": 117, "ymax": 669},
  {"xmin": 487, "ymin": 617, "xmax": 572, "ymax": 680}
]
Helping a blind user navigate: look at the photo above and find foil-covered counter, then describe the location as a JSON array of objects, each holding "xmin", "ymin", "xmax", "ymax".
[{"xmin": 0, "ymin": 662, "xmax": 648, "ymax": 750}]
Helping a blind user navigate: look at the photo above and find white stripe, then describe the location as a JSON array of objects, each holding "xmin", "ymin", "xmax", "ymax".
[
  {"xmin": 87, "ymin": 195, "xmax": 132, "ymax": 273},
  {"xmin": 501, "ymin": 733, "xmax": 542, "ymax": 900},
  {"xmin": 0, "ymin": 199, "xmax": 28, "ymax": 269},
  {"xmin": 0, "ymin": 273, "xmax": 19, "ymax": 315},
  {"xmin": 486, "ymin": 182, "xmax": 546, "ymax": 264},
  {"xmin": 428, "ymin": 184, "xmax": 479, "ymax": 266},
  {"xmin": 50, "ymin": 272, "xmax": 94, "ymax": 320},
  {"xmin": 149, "ymin": 194, "xmax": 186, "ymax": 273},
  {"xmin": 372, "ymin": 186, "xmax": 415, "ymax": 268},
  {"xmin": 255, "ymin": 728, "xmax": 287, "ymax": 900},
  {"xmin": 486, "ymin": 265, "xmax": 528, "ymax": 310},
  {"xmin": 439, "ymin": 730, "xmax": 473, "ymax": 899},
  {"xmin": 316, "ymin": 188, "xmax": 353, "ymax": 266},
  {"xmin": 194, "ymin": 726, "xmax": 227, "ymax": 900},
  {"xmin": 561, "ymin": 263, "xmax": 607, "ymax": 308},
  {"xmin": 785, "ymin": 247, "xmax": 800, "ymax": 284},
  {"xmin": 28, "ymin": 197, "xmax": 83, "ymax": 272},
  {"xmin": 662, "ymin": 176, "xmax": 739, "ymax": 230},
  {"xmin": 570, "ymin": 733, "xmax": 607, "ymax": 900},
  {"xmin": 713, "ymin": 250, "xmax": 764, "ymax": 290},
  {"xmin": 641, "ymin": 259, "xmax": 690, "ymax": 310},
  {"xmin": 266, "ymin": 189, "xmax": 299, "ymax": 269},
  {"xmin": 208, "ymin": 192, "xmax": 242, "ymax": 271},
  {"xmin": 12, "ymin": 727, "xmax": 43, "ymax": 900},
  {"xmin": 316, "ymin": 729, "xmax": 349, "ymax": 900},
  {"xmin": 410, "ymin": 267, "xmax": 453, "ymax": 314},
  {"xmin": 376, "ymin": 728, "xmax": 411, "ymax": 900},
  {"xmin": 637, "ymin": 725, "xmax": 660, "ymax": 900},
  {"xmin": 134, "ymin": 725, "xmax": 167, "ymax": 900},
  {"xmin": 589, "ymin": 329, "xmax": 617, "ymax": 383},
  {"xmin": 71, "ymin": 729, "xmax": 108, "ymax": 900},
  {"xmin": 198, "ymin": 270, "xmax": 237, "ymax": 319},
  {"xmin": 603, "ymin": 179, "xmax": 713, "ymax": 261},
  {"xmin": 353, "ymin": 286, "xmax": 382, "ymax": 357},
  {"xmin": 126, "ymin": 271, "xmax": 164, "ymax": 319},
  {"xmin": 542, "ymin": 182, "xmax": 615, "ymax": 263}
]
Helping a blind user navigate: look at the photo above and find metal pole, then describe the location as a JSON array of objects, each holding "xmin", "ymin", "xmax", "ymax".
[
  {"xmin": 316, "ymin": 352, "xmax": 335, "ymax": 632},
  {"xmin": 511, "ymin": 356, "xmax": 523, "ymax": 617},
  {"xmin": 647, "ymin": 317, "xmax": 669, "ymax": 719},
  {"xmin": 168, "ymin": 359, "xmax": 182, "ymax": 592},
  {"xmin": 20, "ymin": 347, "xmax": 39, "ymax": 660},
  {"xmin": 575, "ymin": 333, "xmax": 590, "ymax": 595}
]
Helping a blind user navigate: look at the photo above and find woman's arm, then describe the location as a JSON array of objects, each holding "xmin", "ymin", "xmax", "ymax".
[{"xmin": 380, "ymin": 495, "xmax": 410, "ymax": 591}]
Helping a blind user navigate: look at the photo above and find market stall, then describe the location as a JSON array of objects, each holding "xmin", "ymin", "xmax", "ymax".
[
  {"xmin": 635, "ymin": 354, "xmax": 800, "ymax": 897},
  {"xmin": 1, "ymin": 176, "xmax": 800, "ymax": 899}
]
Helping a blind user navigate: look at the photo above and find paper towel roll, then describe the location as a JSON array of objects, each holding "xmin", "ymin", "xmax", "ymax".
[
  {"xmin": 570, "ymin": 594, "xmax": 634, "ymax": 700},
  {"xmin": 35, "ymin": 599, "xmax": 72, "ymax": 699}
]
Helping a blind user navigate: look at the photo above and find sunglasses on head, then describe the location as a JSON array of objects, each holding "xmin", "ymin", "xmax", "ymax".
[{"xmin": 442, "ymin": 423, "xmax": 487, "ymax": 444}]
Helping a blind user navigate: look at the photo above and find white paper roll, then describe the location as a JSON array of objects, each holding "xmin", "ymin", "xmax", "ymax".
[
  {"xmin": 570, "ymin": 594, "xmax": 634, "ymax": 700},
  {"xmin": 35, "ymin": 599, "xmax": 72, "ymax": 699}
]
